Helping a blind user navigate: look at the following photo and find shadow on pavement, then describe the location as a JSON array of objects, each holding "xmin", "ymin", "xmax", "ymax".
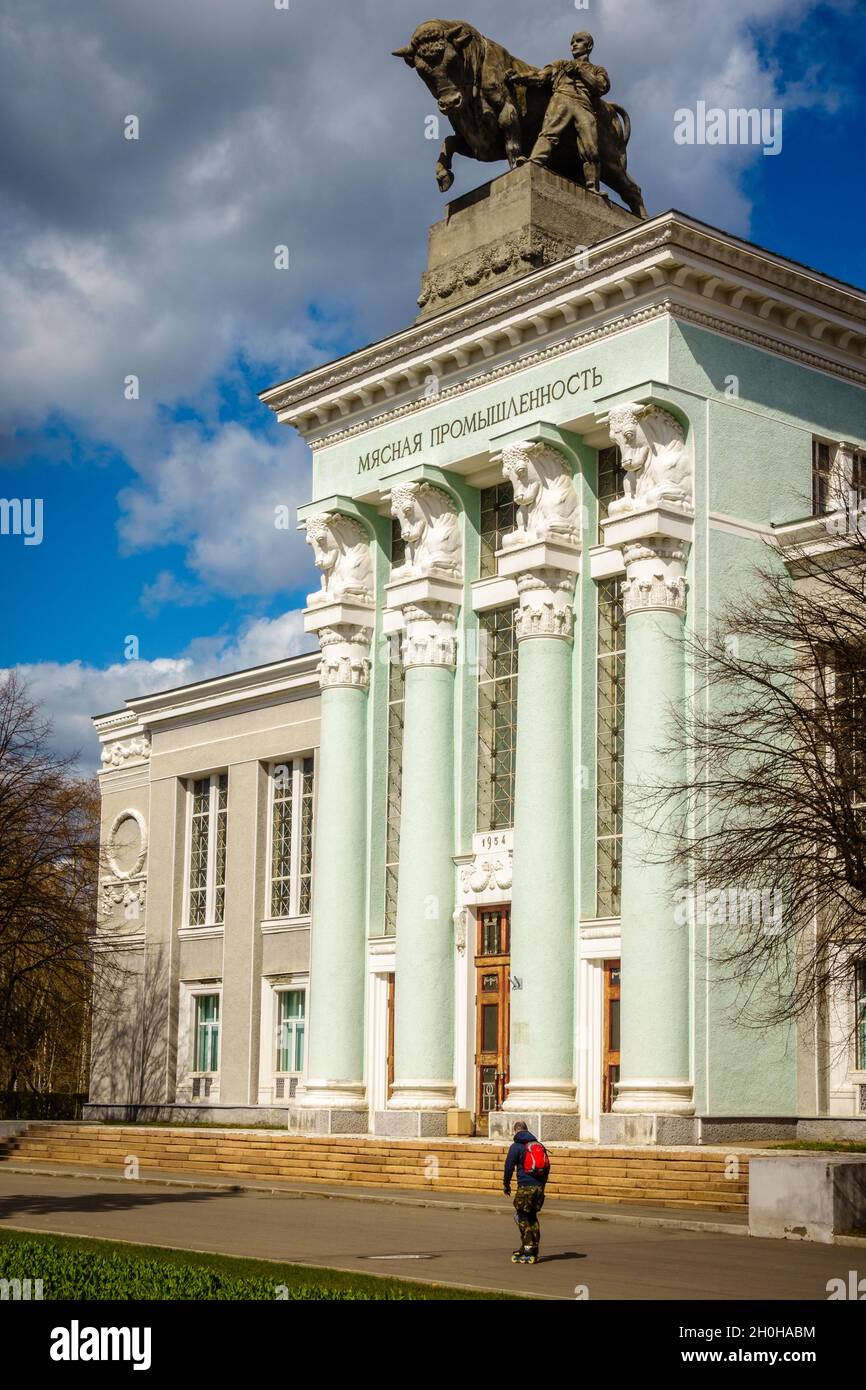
[{"xmin": 0, "ymin": 1187, "xmax": 230, "ymax": 1219}]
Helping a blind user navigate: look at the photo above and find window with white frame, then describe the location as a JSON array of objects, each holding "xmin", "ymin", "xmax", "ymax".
[
  {"xmin": 187, "ymin": 773, "xmax": 228, "ymax": 926},
  {"xmin": 275, "ymin": 988, "xmax": 306, "ymax": 1075},
  {"xmin": 269, "ymin": 756, "xmax": 314, "ymax": 919},
  {"xmin": 194, "ymin": 993, "xmax": 220, "ymax": 1074},
  {"xmin": 857, "ymin": 961, "xmax": 866, "ymax": 1072}
]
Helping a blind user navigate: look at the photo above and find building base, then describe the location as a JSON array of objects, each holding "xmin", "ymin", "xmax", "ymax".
[
  {"xmin": 83, "ymin": 1103, "xmax": 290, "ymax": 1127},
  {"xmin": 372, "ymin": 1109, "xmax": 449, "ymax": 1138},
  {"xmin": 288, "ymin": 1106, "xmax": 369, "ymax": 1136},
  {"xmin": 600, "ymin": 1112, "xmax": 699, "ymax": 1145},
  {"xmin": 488, "ymin": 1110, "xmax": 582, "ymax": 1142}
]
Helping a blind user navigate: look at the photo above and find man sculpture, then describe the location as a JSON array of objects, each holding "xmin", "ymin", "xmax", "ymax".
[
  {"xmin": 508, "ymin": 32, "xmax": 610, "ymax": 196},
  {"xmin": 394, "ymin": 20, "xmax": 647, "ymax": 216}
]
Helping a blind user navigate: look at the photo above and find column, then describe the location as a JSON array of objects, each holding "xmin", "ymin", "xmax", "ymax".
[
  {"xmin": 293, "ymin": 512, "xmax": 375, "ymax": 1134},
  {"xmin": 609, "ymin": 529, "xmax": 694, "ymax": 1119},
  {"xmin": 500, "ymin": 565, "xmax": 580, "ymax": 1135},
  {"xmin": 494, "ymin": 437, "xmax": 583, "ymax": 1141},
  {"xmin": 380, "ymin": 479, "xmax": 463, "ymax": 1137},
  {"xmin": 388, "ymin": 600, "xmax": 460, "ymax": 1130}
]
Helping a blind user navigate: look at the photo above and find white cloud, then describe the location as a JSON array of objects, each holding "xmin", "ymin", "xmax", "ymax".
[
  {"xmin": 11, "ymin": 609, "xmax": 316, "ymax": 773},
  {"xmin": 0, "ymin": 0, "xmax": 848, "ymax": 444},
  {"xmin": 118, "ymin": 421, "xmax": 315, "ymax": 598}
]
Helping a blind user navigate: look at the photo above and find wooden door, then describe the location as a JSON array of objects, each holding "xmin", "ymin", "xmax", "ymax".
[
  {"xmin": 602, "ymin": 958, "xmax": 621, "ymax": 1113},
  {"xmin": 475, "ymin": 906, "xmax": 510, "ymax": 1135}
]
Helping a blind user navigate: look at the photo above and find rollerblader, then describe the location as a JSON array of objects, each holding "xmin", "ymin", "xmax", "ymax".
[{"xmin": 503, "ymin": 1120, "xmax": 550, "ymax": 1264}]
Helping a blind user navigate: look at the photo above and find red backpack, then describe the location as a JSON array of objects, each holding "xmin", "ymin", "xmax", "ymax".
[{"xmin": 523, "ymin": 1140, "xmax": 550, "ymax": 1177}]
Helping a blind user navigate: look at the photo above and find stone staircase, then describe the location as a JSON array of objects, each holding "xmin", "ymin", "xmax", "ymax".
[{"xmin": 0, "ymin": 1124, "xmax": 750, "ymax": 1212}]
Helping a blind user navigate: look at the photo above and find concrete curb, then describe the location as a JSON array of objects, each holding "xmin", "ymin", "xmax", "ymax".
[{"xmin": 0, "ymin": 1161, "xmax": 749, "ymax": 1237}]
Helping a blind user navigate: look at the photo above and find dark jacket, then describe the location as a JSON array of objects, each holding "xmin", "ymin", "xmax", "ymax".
[{"xmin": 503, "ymin": 1129, "xmax": 547, "ymax": 1192}]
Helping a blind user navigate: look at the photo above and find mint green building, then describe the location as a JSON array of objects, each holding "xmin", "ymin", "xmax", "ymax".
[{"xmin": 91, "ymin": 170, "xmax": 866, "ymax": 1143}]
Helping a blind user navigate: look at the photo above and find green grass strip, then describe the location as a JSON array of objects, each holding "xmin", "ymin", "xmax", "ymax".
[{"xmin": 0, "ymin": 1227, "xmax": 518, "ymax": 1301}]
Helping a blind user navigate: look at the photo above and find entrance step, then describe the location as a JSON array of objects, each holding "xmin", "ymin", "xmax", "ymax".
[{"xmin": 0, "ymin": 1124, "xmax": 750, "ymax": 1212}]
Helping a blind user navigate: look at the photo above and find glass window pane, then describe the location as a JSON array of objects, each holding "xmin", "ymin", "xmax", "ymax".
[
  {"xmin": 384, "ymin": 648, "xmax": 405, "ymax": 935},
  {"xmin": 596, "ymin": 580, "xmax": 626, "ymax": 916},
  {"xmin": 479, "ymin": 483, "xmax": 516, "ymax": 579},
  {"xmin": 597, "ymin": 445, "xmax": 624, "ymax": 540},
  {"xmin": 195, "ymin": 994, "xmax": 219, "ymax": 1072},
  {"xmin": 482, "ymin": 1003, "xmax": 499, "ymax": 1053},
  {"xmin": 477, "ymin": 605, "xmax": 517, "ymax": 831}
]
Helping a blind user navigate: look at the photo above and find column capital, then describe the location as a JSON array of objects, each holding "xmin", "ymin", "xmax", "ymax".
[
  {"xmin": 601, "ymin": 505, "xmax": 694, "ymax": 618},
  {"xmin": 514, "ymin": 568, "xmax": 576, "ymax": 642},
  {"xmin": 621, "ymin": 539, "xmax": 688, "ymax": 617},
  {"xmin": 400, "ymin": 601, "xmax": 460, "ymax": 669},
  {"xmin": 316, "ymin": 624, "xmax": 373, "ymax": 690}
]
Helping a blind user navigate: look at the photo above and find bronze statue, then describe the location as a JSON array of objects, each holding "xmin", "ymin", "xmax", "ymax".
[{"xmin": 393, "ymin": 20, "xmax": 647, "ymax": 217}]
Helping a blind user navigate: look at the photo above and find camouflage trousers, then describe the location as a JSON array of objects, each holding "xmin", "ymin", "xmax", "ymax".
[{"xmin": 513, "ymin": 1186, "xmax": 546, "ymax": 1250}]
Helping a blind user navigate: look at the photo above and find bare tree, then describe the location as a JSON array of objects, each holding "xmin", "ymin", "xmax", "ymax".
[
  {"xmin": 646, "ymin": 506, "xmax": 866, "ymax": 1035},
  {"xmin": 0, "ymin": 672, "xmax": 101, "ymax": 1105}
]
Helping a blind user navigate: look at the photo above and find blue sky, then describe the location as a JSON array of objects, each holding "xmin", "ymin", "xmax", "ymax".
[{"xmin": 1, "ymin": 0, "xmax": 863, "ymax": 765}]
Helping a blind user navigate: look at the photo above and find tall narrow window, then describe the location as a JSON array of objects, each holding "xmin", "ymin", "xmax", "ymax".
[
  {"xmin": 851, "ymin": 447, "xmax": 866, "ymax": 509},
  {"xmin": 856, "ymin": 962, "xmax": 866, "ymax": 1071},
  {"xmin": 597, "ymin": 445, "xmax": 624, "ymax": 541},
  {"xmin": 384, "ymin": 645, "xmax": 405, "ymax": 935},
  {"xmin": 479, "ymin": 483, "xmax": 516, "ymax": 579},
  {"xmin": 187, "ymin": 773, "xmax": 228, "ymax": 927},
  {"xmin": 276, "ymin": 989, "xmax": 306, "ymax": 1074},
  {"xmin": 269, "ymin": 756, "xmax": 314, "ymax": 919},
  {"xmin": 194, "ymin": 994, "xmax": 220, "ymax": 1073},
  {"xmin": 477, "ymin": 605, "xmax": 518, "ymax": 831},
  {"xmin": 596, "ymin": 579, "xmax": 626, "ymax": 916},
  {"xmin": 812, "ymin": 438, "xmax": 832, "ymax": 515},
  {"xmin": 390, "ymin": 515, "xmax": 406, "ymax": 571}
]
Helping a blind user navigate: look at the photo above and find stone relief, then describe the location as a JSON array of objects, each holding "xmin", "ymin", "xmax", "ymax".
[
  {"xmin": 461, "ymin": 855, "xmax": 513, "ymax": 896},
  {"xmin": 100, "ymin": 808, "xmax": 148, "ymax": 928},
  {"xmin": 606, "ymin": 402, "xmax": 692, "ymax": 515},
  {"xmin": 100, "ymin": 735, "xmax": 150, "ymax": 770},
  {"xmin": 501, "ymin": 440, "xmax": 582, "ymax": 548},
  {"xmin": 390, "ymin": 481, "xmax": 462, "ymax": 580},
  {"xmin": 417, "ymin": 228, "xmax": 569, "ymax": 313},
  {"xmin": 305, "ymin": 511, "xmax": 374, "ymax": 607}
]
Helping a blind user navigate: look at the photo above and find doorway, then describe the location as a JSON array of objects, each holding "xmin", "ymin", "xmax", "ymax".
[
  {"xmin": 602, "ymin": 958, "xmax": 621, "ymax": 1113},
  {"xmin": 475, "ymin": 905, "xmax": 510, "ymax": 1134},
  {"xmin": 386, "ymin": 972, "xmax": 395, "ymax": 1101}
]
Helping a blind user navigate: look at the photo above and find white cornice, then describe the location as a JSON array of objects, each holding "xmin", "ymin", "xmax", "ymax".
[
  {"xmin": 708, "ymin": 512, "xmax": 774, "ymax": 541},
  {"xmin": 93, "ymin": 653, "xmax": 321, "ymax": 736},
  {"xmin": 260, "ymin": 212, "xmax": 866, "ymax": 445}
]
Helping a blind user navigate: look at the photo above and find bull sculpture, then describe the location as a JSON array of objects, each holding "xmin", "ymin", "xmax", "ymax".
[{"xmin": 393, "ymin": 19, "xmax": 647, "ymax": 218}]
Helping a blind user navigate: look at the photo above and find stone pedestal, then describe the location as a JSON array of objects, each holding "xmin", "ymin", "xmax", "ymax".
[
  {"xmin": 417, "ymin": 163, "xmax": 640, "ymax": 319},
  {"xmin": 601, "ymin": 506, "xmax": 695, "ymax": 1137}
]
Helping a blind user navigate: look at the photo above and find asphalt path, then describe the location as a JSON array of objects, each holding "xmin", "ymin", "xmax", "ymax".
[{"xmin": 0, "ymin": 1168, "xmax": 856, "ymax": 1301}]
